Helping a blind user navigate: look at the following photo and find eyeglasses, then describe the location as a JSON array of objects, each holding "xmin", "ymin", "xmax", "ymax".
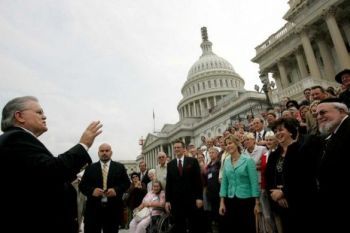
[
  {"xmin": 20, "ymin": 109, "xmax": 45, "ymax": 115},
  {"xmin": 158, "ymin": 156, "xmax": 165, "ymax": 159}
]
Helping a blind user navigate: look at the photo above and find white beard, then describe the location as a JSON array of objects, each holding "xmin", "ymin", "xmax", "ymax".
[{"xmin": 319, "ymin": 121, "xmax": 337, "ymax": 135}]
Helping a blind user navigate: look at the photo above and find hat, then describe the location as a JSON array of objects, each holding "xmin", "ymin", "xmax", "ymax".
[
  {"xmin": 286, "ymin": 100, "xmax": 299, "ymax": 109},
  {"xmin": 130, "ymin": 172, "xmax": 140, "ymax": 179},
  {"xmin": 335, "ymin": 69, "xmax": 350, "ymax": 84},
  {"xmin": 319, "ymin": 98, "xmax": 343, "ymax": 104}
]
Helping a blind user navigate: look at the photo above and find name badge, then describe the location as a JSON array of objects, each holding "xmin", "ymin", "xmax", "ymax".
[{"xmin": 208, "ymin": 173, "xmax": 213, "ymax": 179}]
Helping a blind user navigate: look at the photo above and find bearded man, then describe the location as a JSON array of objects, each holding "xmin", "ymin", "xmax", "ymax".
[{"xmin": 316, "ymin": 98, "xmax": 350, "ymax": 232}]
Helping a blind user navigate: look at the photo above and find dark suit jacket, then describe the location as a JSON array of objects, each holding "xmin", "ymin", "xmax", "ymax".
[
  {"xmin": 318, "ymin": 116, "xmax": 350, "ymax": 231},
  {"xmin": 0, "ymin": 127, "xmax": 92, "ymax": 233},
  {"xmin": 165, "ymin": 156, "xmax": 203, "ymax": 207},
  {"xmin": 139, "ymin": 169, "xmax": 150, "ymax": 186},
  {"xmin": 79, "ymin": 160, "xmax": 130, "ymax": 225}
]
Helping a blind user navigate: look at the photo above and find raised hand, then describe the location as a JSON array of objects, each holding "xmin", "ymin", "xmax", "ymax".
[{"xmin": 79, "ymin": 121, "xmax": 103, "ymax": 148}]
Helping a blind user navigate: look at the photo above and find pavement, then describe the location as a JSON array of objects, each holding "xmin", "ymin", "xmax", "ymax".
[{"xmin": 79, "ymin": 223, "xmax": 129, "ymax": 233}]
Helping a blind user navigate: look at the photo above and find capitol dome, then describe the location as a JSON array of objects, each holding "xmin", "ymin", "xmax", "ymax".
[
  {"xmin": 177, "ymin": 27, "xmax": 245, "ymax": 120},
  {"xmin": 187, "ymin": 46, "xmax": 236, "ymax": 79}
]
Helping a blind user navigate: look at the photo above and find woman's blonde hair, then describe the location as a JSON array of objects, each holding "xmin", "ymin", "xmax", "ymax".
[{"xmin": 224, "ymin": 134, "xmax": 242, "ymax": 153}]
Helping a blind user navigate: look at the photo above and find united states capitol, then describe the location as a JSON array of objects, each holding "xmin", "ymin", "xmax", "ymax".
[{"xmin": 140, "ymin": 0, "xmax": 349, "ymax": 168}]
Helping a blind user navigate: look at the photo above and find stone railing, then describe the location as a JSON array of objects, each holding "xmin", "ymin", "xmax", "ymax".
[
  {"xmin": 255, "ymin": 22, "xmax": 295, "ymax": 55},
  {"xmin": 271, "ymin": 77, "xmax": 339, "ymax": 101}
]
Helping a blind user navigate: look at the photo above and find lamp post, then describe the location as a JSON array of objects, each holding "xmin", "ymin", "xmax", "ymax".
[
  {"xmin": 258, "ymin": 73, "xmax": 273, "ymax": 108},
  {"xmin": 139, "ymin": 136, "xmax": 144, "ymax": 146}
]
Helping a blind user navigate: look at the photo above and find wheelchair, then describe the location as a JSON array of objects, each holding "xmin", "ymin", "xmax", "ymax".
[{"xmin": 147, "ymin": 213, "xmax": 174, "ymax": 233}]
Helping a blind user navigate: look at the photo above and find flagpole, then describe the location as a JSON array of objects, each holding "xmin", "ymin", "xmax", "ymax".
[{"xmin": 153, "ymin": 109, "xmax": 155, "ymax": 133}]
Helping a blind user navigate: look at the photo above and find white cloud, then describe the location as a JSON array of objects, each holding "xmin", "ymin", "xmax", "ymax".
[{"xmin": 0, "ymin": 0, "xmax": 288, "ymax": 161}]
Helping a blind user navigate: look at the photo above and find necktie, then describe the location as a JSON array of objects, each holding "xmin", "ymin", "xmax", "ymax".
[
  {"xmin": 178, "ymin": 159, "xmax": 183, "ymax": 176},
  {"xmin": 258, "ymin": 132, "xmax": 262, "ymax": 141},
  {"xmin": 102, "ymin": 163, "xmax": 108, "ymax": 191}
]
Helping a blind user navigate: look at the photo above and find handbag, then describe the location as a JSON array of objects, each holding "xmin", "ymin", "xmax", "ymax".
[{"xmin": 133, "ymin": 207, "xmax": 151, "ymax": 222}]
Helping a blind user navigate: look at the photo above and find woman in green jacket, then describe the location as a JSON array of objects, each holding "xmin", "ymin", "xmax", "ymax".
[{"xmin": 219, "ymin": 135, "xmax": 260, "ymax": 233}]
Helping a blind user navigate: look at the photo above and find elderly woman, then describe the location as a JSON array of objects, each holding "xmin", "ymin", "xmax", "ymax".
[
  {"xmin": 259, "ymin": 131, "xmax": 279, "ymax": 233},
  {"xmin": 205, "ymin": 147, "xmax": 222, "ymax": 232},
  {"xmin": 219, "ymin": 135, "xmax": 260, "ymax": 233},
  {"xmin": 129, "ymin": 180, "xmax": 165, "ymax": 233},
  {"xmin": 146, "ymin": 169, "xmax": 157, "ymax": 192},
  {"xmin": 126, "ymin": 172, "xmax": 147, "ymax": 228}
]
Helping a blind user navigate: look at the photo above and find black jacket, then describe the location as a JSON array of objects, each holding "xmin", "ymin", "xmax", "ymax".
[{"xmin": 0, "ymin": 127, "xmax": 92, "ymax": 233}]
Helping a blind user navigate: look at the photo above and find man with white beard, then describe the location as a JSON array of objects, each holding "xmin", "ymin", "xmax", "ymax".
[{"xmin": 316, "ymin": 98, "xmax": 349, "ymax": 233}]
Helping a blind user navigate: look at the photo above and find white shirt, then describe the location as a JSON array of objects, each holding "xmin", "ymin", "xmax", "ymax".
[
  {"xmin": 177, "ymin": 156, "xmax": 184, "ymax": 167},
  {"xmin": 100, "ymin": 160, "xmax": 111, "ymax": 171}
]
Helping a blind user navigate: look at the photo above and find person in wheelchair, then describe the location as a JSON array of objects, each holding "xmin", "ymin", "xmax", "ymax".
[{"xmin": 129, "ymin": 180, "xmax": 165, "ymax": 233}]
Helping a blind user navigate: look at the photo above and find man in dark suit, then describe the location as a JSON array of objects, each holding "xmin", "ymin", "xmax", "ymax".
[
  {"xmin": 0, "ymin": 96, "xmax": 102, "ymax": 233},
  {"xmin": 138, "ymin": 160, "xmax": 150, "ymax": 186},
  {"xmin": 165, "ymin": 140, "xmax": 203, "ymax": 233},
  {"xmin": 316, "ymin": 98, "xmax": 350, "ymax": 232},
  {"xmin": 79, "ymin": 143, "xmax": 130, "ymax": 233}
]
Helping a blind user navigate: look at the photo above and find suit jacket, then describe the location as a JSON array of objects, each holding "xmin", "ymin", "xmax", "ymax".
[
  {"xmin": 219, "ymin": 155, "xmax": 260, "ymax": 199},
  {"xmin": 0, "ymin": 127, "xmax": 92, "ymax": 233},
  {"xmin": 318, "ymin": 116, "xmax": 350, "ymax": 231},
  {"xmin": 79, "ymin": 160, "xmax": 130, "ymax": 224},
  {"xmin": 139, "ymin": 169, "xmax": 150, "ymax": 186},
  {"xmin": 165, "ymin": 156, "xmax": 203, "ymax": 207}
]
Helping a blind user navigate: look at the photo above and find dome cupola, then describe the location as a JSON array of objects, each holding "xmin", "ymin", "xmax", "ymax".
[{"xmin": 177, "ymin": 27, "xmax": 245, "ymax": 120}]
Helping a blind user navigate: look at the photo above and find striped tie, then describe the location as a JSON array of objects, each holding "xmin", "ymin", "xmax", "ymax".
[{"xmin": 102, "ymin": 163, "xmax": 108, "ymax": 191}]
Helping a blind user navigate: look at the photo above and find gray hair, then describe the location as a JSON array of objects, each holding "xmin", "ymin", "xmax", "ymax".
[
  {"xmin": 1, "ymin": 96, "xmax": 38, "ymax": 131},
  {"xmin": 332, "ymin": 102, "xmax": 349, "ymax": 113},
  {"xmin": 148, "ymin": 169, "xmax": 156, "ymax": 176}
]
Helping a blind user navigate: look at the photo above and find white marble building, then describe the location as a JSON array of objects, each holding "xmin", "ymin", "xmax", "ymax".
[
  {"xmin": 252, "ymin": 0, "xmax": 349, "ymax": 102},
  {"xmin": 141, "ymin": 27, "xmax": 268, "ymax": 169}
]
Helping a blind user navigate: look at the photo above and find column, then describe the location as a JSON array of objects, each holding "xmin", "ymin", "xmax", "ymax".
[
  {"xmin": 325, "ymin": 10, "xmax": 350, "ymax": 69},
  {"xmin": 193, "ymin": 101, "xmax": 197, "ymax": 116},
  {"xmin": 295, "ymin": 50, "xmax": 308, "ymax": 78},
  {"xmin": 277, "ymin": 61, "xmax": 289, "ymax": 88},
  {"xmin": 342, "ymin": 23, "xmax": 350, "ymax": 45},
  {"xmin": 206, "ymin": 98, "xmax": 210, "ymax": 110},
  {"xmin": 272, "ymin": 73, "xmax": 283, "ymax": 91},
  {"xmin": 213, "ymin": 96, "xmax": 217, "ymax": 106},
  {"xmin": 199, "ymin": 99, "xmax": 203, "ymax": 116},
  {"xmin": 316, "ymin": 39, "xmax": 335, "ymax": 81},
  {"xmin": 186, "ymin": 105, "xmax": 189, "ymax": 117},
  {"xmin": 299, "ymin": 30, "xmax": 322, "ymax": 79}
]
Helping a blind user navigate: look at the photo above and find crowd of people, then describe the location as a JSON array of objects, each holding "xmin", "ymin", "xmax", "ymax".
[{"xmin": 0, "ymin": 69, "xmax": 349, "ymax": 233}]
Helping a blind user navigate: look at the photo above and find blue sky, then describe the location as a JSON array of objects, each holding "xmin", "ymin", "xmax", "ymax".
[{"xmin": 0, "ymin": 0, "xmax": 288, "ymax": 161}]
